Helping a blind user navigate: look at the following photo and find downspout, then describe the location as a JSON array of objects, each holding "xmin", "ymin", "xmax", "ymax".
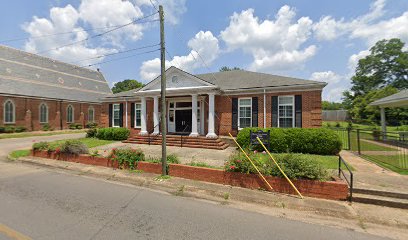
[{"xmin": 263, "ymin": 89, "xmax": 266, "ymax": 128}]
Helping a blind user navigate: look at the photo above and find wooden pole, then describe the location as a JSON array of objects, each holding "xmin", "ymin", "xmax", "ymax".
[{"xmin": 159, "ymin": 5, "xmax": 167, "ymax": 175}]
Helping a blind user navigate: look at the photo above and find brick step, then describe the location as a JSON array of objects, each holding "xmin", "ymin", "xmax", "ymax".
[
  {"xmin": 129, "ymin": 136, "xmax": 223, "ymax": 143},
  {"xmin": 127, "ymin": 138, "xmax": 223, "ymax": 145},
  {"xmin": 126, "ymin": 139, "xmax": 227, "ymax": 147},
  {"xmin": 124, "ymin": 140, "xmax": 229, "ymax": 150}
]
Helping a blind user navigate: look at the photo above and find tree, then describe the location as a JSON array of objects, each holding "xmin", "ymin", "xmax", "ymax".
[
  {"xmin": 111, "ymin": 79, "xmax": 143, "ymax": 94},
  {"xmin": 219, "ymin": 66, "xmax": 242, "ymax": 72},
  {"xmin": 343, "ymin": 38, "xmax": 408, "ymax": 125},
  {"xmin": 322, "ymin": 101, "xmax": 344, "ymax": 110}
]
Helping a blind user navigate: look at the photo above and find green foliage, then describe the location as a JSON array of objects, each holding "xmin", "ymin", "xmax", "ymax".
[
  {"xmin": 60, "ymin": 140, "xmax": 89, "ymax": 155},
  {"xmin": 41, "ymin": 123, "xmax": 54, "ymax": 131},
  {"xmin": 146, "ymin": 154, "xmax": 180, "ymax": 164},
  {"xmin": 9, "ymin": 149, "xmax": 30, "ymax": 159},
  {"xmin": 14, "ymin": 126, "xmax": 27, "ymax": 133},
  {"xmin": 0, "ymin": 126, "xmax": 27, "ymax": 133},
  {"xmin": 225, "ymin": 152, "xmax": 328, "ymax": 180},
  {"xmin": 86, "ymin": 128, "xmax": 98, "ymax": 138},
  {"xmin": 188, "ymin": 162, "xmax": 220, "ymax": 169},
  {"xmin": 322, "ymin": 101, "xmax": 344, "ymax": 110},
  {"xmin": 111, "ymin": 79, "xmax": 143, "ymax": 94},
  {"xmin": 95, "ymin": 127, "xmax": 130, "ymax": 140},
  {"xmin": 219, "ymin": 66, "xmax": 242, "ymax": 72},
  {"xmin": 4, "ymin": 126, "xmax": 15, "ymax": 133},
  {"xmin": 90, "ymin": 149, "xmax": 100, "ymax": 157},
  {"xmin": 236, "ymin": 128, "xmax": 342, "ymax": 155},
  {"xmin": 85, "ymin": 122, "xmax": 98, "ymax": 128},
  {"xmin": 108, "ymin": 148, "xmax": 144, "ymax": 169},
  {"xmin": 69, "ymin": 123, "xmax": 83, "ymax": 130},
  {"xmin": 0, "ymin": 126, "xmax": 5, "ymax": 133},
  {"xmin": 32, "ymin": 141, "xmax": 50, "ymax": 151}
]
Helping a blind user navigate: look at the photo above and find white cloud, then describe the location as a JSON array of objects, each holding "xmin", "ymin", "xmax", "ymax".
[
  {"xmin": 311, "ymin": 71, "xmax": 348, "ymax": 102},
  {"xmin": 310, "ymin": 71, "xmax": 341, "ymax": 84},
  {"xmin": 135, "ymin": 0, "xmax": 187, "ymax": 25},
  {"xmin": 347, "ymin": 50, "xmax": 370, "ymax": 72},
  {"xmin": 220, "ymin": 7, "xmax": 316, "ymax": 72},
  {"xmin": 139, "ymin": 30, "xmax": 219, "ymax": 82}
]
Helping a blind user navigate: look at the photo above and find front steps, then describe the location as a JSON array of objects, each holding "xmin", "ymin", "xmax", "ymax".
[
  {"xmin": 124, "ymin": 134, "xmax": 230, "ymax": 150},
  {"xmin": 353, "ymin": 188, "xmax": 408, "ymax": 209}
]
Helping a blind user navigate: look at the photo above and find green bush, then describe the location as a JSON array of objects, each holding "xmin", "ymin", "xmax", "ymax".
[
  {"xmin": 41, "ymin": 123, "xmax": 54, "ymax": 131},
  {"xmin": 146, "ymin": 154, "xmax": 180, "ymax": 164},
  {"xmin": 15, "ymin": 126, "xmax": 27, "ymax": 133},
  {"xmin": 4, "ymin": 126, "xmax": 15, "ymax": 133},
  {"xmin": 0, "ymin": 126, "xmax": 5, "ymax": 133},
  {"xmin": 68, "ymin": 123, "xmax": 82, "ymax": 130},
  {"xmin": 85, "ymin": 122, "xmax": 98, "ymax": 129},
  {"xmin": 236, "ymin": 128, "xmax": 342, "ymax": 155},
  {"xmin": 96, "ymin": 127, "xmax": 130, "ymax": 141},
  {"xmin": 60, "ymin": 140, "xmax": 88, "ymax": 155},
  {"xmin": 32, "ymin": 141, "xmax": 50, "ymax": 151},
  {"xmin": 86, "ymin": 128, "xmax": 98, "ymax": 138},
  {"xmin": 225, "ymin": 152, "xmax": 327, "ymax": 180},
  {"xmin": 109, "ymin": 148, "xmax": 144, "ymax": 169}
]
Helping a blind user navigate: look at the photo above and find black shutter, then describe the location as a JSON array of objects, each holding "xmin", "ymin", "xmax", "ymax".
[
  {"xmin": 231, "ymin": 98, "xmax": 238, "ymax": 130},
  {"xmin": 295, "ymin": 95, "xmax": 302, "ymax": 128},
  {"xmin": 271, "ymin": 96, "xmax": 278, "ymax": 127},
  {"xmin": 119, "ymin": 103, "xmax": 124, "ymax": 127},
  {"xmin": 252, "ymin": 97, "xmax": 258, "ymax": 127},
  {"xmin": 108, "ymin": 104, "xmax": 113, "ymax": 127},
  {"xmin": 130, "ymin": 103, "xmax": 135, "ymax": 128}
]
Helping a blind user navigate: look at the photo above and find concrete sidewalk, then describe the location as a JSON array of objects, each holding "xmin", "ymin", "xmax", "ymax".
[
  {"xmin": 340, "ymin": 151, "xmax": 408, "ymax": 194},
  {"xmin": 91, "ymin": 142, "xmax": 236, "ymax": 167},
  {"xmin": 6, "ymin": 156, "xmax": 408, "ymax": 239}
]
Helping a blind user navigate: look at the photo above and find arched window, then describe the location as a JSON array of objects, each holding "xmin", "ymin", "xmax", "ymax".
[
  {"xmin": 3, "ymin": 100, "xmax": 15, "ymax": 123},
  {"xmin": 88, "ymin": 107, "xmax": 95, "ymax": 122},
  {"xmin": 67, "ymin": 105, "xmax": 74, "ymax": 123},
  {"xmin": 39, "ymin": 103, "xmax": 48, "ymax": 123}
]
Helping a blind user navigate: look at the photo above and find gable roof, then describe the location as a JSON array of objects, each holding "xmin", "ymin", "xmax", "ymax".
[
  {"xmin": 370, "ymin": 89, "xmax": 408, "ymax": 107},
  {"xmin": 196, "ymin": 69, "xmax": 326, "ymax": 91},
  {"xmin": 0, "ymin": 45, "xmax": 112, "ymax": 102}
]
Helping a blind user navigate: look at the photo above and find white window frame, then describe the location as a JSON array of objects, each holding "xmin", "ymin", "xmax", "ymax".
[
  {"xmin": 3, "ymin": 99, "xmax": 15, "ymax": 124},
  {"xmin": 67, "ymin": 104, "xmax": 74, "ymax": 123},
  {"xmin": 112, "ymin": 103, "xmax": 121, "ymax": 127},
  {"xmin": 278, "ymin": 95, "xmax": 295, "ymax": 128},
  {"xmin": 88, "ymin": 106, "xmax": 95, "ymax": 123},
  {"xmin": 134, "ymin": 103, "xmax": 142, "ymax": 128},
  {"xmin": 39, "ymin": 103, "xmax": 48, "ymax": 123},
  {"xmin": 238, "ymin": 97, "xmax": 252, "ymax": 130}
]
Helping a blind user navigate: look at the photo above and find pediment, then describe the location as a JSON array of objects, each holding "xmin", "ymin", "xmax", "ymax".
[{"xmin": 140, "ymin": 66, "xmax": 215, "ymax": 91}]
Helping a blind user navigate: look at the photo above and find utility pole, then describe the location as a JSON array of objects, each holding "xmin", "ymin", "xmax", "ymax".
[{"xmin": 159, "ymin": 5, "xmax": 167, "ymax": 175}]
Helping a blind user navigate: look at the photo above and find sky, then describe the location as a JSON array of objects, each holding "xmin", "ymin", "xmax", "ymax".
[{"xmin": 0, "ymin": 0, "xmax": 407, "ymax": 102}]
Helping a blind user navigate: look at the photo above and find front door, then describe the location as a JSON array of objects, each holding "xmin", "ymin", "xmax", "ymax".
[{"xmin": 175, "ymin": 110, "xmax": 192, "ymax": 133}]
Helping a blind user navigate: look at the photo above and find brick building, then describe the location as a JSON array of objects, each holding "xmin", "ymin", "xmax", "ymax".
[
  {"xmin": 101, "ymin": 66, "xmax": 326, "ymax": 138},
  {"xmin": 0, "ymin": 45, "xmax": 111, "ymax": 131}
]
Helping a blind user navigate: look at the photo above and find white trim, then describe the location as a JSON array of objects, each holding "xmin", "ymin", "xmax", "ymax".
[
  {"xmin": 277, "ymin": 95, "xmax": 295, "ymax": 128},
  {"xmin": 112, "ymin": 103, "xmax": 121, "ymax": 128},
  {"xmin": 39, "ymin": 102, "xmax": 49, "ymax": 123},
  {"xmin": 66, "ymin": 104, "xmax": 74, "ymax": 123},
  {"xmin": 3, "ymin": 99, "xmax": 15, "ymax": 124},
  {"xmin": 238, "ymin": 97, "xmax": 252, "ymax": 130},
  {"xmin": 134, "ymin": 103, "xmax": 142, "ymax": 128},
  {"xmin": 87, "ymin": 106, "xmax": 95, "ymax": 123}
]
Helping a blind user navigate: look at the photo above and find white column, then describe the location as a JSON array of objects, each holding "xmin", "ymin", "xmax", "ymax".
[
  {"xmin": 380, "ymin": 107, "xmax": 386, "ymax": 133},
  {"xmin": 140, "ymin": 97, "xmax": 148, "ymax": 135},
  {"xmin": 153, "ymin": 96, "xmax": 160, "ymax": 135},
  {"xmin": 206, "ymin": 93, "xmax": 217, "ymax": 138},
  {"xmin": 190, "ymin": 94, "xmax": 199, "ymax": 137}
]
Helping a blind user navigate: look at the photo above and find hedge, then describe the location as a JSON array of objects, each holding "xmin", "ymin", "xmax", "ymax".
[
  {"xmin": 95, "ymin": 127, "xmax": 130, "ymax": 141},
  {"xmin": 236, "ymin": 127, "xmax": 342, "ymax": 155}
]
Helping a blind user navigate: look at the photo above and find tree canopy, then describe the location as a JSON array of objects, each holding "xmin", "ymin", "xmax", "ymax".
[
  {"xmin": 322, "ymin": 101, "xmax": 344, "ymax": 110},
  {"xmin": 111, "ymin": 79, "xmax": 144, "ymax": 94},
  {"xmin": 219, "ymin": 66, "xmax": 242, "ymax": 72},
  {"xmin": 343, "ymin": 38, "xmax": 408, "ymax": 125}
]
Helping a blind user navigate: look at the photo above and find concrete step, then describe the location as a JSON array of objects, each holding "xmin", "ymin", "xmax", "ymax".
[
  {"xmin": 353, "ymin": 193, "xmax": 408, "ymax": 209},
  {"xmin": 354, "ymin": 188, "xmax": 408, "ymax": 200}
]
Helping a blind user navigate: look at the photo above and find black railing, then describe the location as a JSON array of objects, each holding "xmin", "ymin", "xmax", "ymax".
[
  {"xmin": 338, "ymin": 155, "xmax": 354, "ymax": 202},
  {"xmin": 328, "ymin": 127, "xmax": 351, "ymax": 150},
  {"xmin": 148, "ymin": 122, "xmax": 161, "ymax": 145},
  {"xmin": 180, "ymin": 124, "xmax": 190, "ymax": 148}
]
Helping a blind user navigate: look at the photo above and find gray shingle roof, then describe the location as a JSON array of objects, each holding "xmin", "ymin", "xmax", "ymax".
[
  {"xmin": 0, "ymin": 45, "xmax": 112, "ymax": 102},
  {"xmin": 196, "ymin": 69, "xmax": 326, "ymax": 91},
  {"xmin": 105, "ymin": 88, "xmax": 142, "ymax": 98},
  {"xmin": 370, "ymin": 89, "xmax": 408, "ymax": 107}
]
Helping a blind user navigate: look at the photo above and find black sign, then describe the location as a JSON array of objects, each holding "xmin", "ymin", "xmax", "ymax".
[{"xmin": 250, "ymin": 130, "xmax": 270, "ymax": 147}]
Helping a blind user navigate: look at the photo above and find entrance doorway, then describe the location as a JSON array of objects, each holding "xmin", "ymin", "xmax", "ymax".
[{"xmin": 175, "ymin": 110, "xmax": 192, "ymax": 133}]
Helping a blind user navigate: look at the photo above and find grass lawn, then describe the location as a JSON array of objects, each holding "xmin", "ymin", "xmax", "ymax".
[
  {"xmin": 363, "ymin": 154, "xmax": 408, "ymax": 175},
  {"xmin": 323, "ymin": 121, "xmax": 407, "ymax": 132},
  {"xmin": 48, "ymin": 138, "xmax": 116, "ymax": 149},
  {"xmin": 9, "ymin": 149, "xmax": 31, "ymax": 159},
  {"xmin": 0, "ymin": 130, "xmax": 86, "ymax": 139}
]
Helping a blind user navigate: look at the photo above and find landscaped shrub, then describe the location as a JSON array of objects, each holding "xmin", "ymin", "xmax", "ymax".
[
  {"xmin": 32, "ymin": 141, "xmax": 50, "ymax": 151},
  {"xmin": 41, "ymin": 123, "xmax": 54, "ymax": 131},
  {"xmin": 86, "ymin": 128, "xmax": 98, "ymax": 138},
  {"xmin": 69, "ymin": 123, "xmax": 83, "ymax": 130},
  {"xmin": 0, "ymin": 126, "xmax": 5, "ymax": 133},
  {"xmin": 225, "ymin": 152, "xmax": 328, "ymax": 180},
  {"xmin": 60, "ymin": 140, "xmax": 88, "ymax": 155},
  {"xmin": 146, "ymin": 154, "xmax": 180, "ymax": 164},
  {"xmin": 15, "ymin": 126, "xmax": 27, "ymax": 133},
  {"xmin": 96, "ymin": 127, "xmax": 130, "ymax": 141},
  {"xmin": 4, "ymin": 126, "xmax": 15, "ymax": 133},
  {"xmin": 108, "ymin": 148, "xmax": 144, "ymax": 169},
  {"xmin": 236, "ymin": 127, "xmax": 342, "ymax": 155},
  {"xmin": 85, "ymin": 122, "xmax": 98, "ymax": 129}
]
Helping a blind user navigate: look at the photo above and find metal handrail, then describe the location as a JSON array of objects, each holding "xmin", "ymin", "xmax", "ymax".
[
  {"xmin": 338, "ymin": 155, "xmax": 354, "ymax": 202},
  {"xmin": 148, "ymin": 122, "xmax": 161, "ymax": 145},
  {"xmin": 180, "ymin": 124, "xmax": 190, "ymax": 148}
]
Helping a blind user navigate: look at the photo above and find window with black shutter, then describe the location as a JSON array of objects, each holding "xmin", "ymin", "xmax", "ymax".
[
  {"xmin": 252, "ymin": 97, "xmax": 258, "ymax": 127},
  {"xmin": 295, "ymin": 95, "xmax": 302, "ymax": 128},
  {"xmin": 271, "ymin": 96, "xmax": 278, "ymax": 127},
  {"xmin": 231, "ymin": 98, "xmax": 238, "ymax": 130},
  {"xmin": 130, "ymin": 103, "xmax": 135, "ymax": 128}
]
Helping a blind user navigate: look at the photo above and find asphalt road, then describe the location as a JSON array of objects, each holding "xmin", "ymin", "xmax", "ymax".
[{"xmin": 0, "ymin": 161, "xmax": 388, "ymax": 240}]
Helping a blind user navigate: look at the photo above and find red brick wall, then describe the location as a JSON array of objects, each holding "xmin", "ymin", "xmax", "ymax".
[{"xmin": 0, "ymin": 95, "xmax": 102, "ymax": 131}]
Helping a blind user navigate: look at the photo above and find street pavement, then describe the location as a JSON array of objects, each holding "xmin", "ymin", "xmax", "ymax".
[{"xmin": 0, "ymin": 160, "xmax": 388, "ymax": 240}]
